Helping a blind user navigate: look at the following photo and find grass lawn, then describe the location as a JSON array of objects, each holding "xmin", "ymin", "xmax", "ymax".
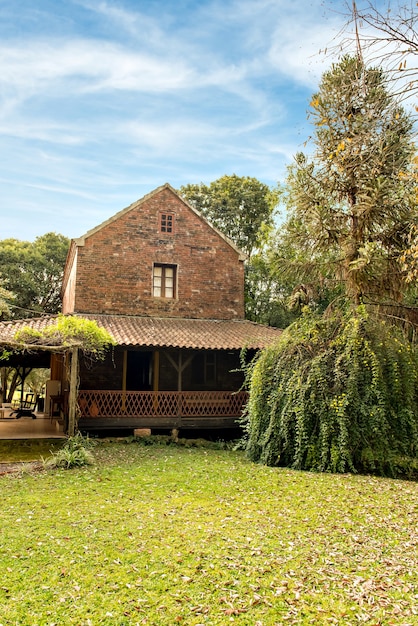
[
  {"xmin": 0, "ymin": 441, "xmax": 417, "ymax": 625},
  {"xmin": 0, "ymin": 440, "xmax": 64, "ymax": 463}
]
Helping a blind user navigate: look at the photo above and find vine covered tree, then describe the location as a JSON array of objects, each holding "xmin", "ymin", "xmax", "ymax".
[{"xmin": 245, "ymin": 56, "xmax": 418, "ymax": 475}]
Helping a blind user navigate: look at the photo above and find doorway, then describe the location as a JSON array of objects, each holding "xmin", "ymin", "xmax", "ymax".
[{"xmin": 126, "ymin": 351, "xmax": 152, "ymax": 391}]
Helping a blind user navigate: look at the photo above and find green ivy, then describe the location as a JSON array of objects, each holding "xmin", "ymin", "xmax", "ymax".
[
  {"xmin": 245, "ymin": 306, "xmax": 418, "ymax": 476},
  {"xmin": 13, "ymin": 314, "xmax": 115, "ymax": 360}
]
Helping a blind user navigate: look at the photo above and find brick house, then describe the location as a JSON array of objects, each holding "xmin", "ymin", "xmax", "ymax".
[{"xmin": 0, "ymin": 184, "xmax": 281, "ymax": 435}]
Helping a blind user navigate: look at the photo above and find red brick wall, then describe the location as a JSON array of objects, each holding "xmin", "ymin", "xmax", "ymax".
[{"xmin": 65, "ymin": 186, "xmax": 245, "ymax": 320}]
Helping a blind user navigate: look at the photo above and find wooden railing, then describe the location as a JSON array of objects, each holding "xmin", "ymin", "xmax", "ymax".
[{"xmin": 77, "ymin": 390, "xmax": 248, "ymax": 419}]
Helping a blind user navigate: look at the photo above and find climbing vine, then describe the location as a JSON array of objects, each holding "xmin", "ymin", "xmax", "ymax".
[
  {"xmin": 245, "ymin": 307, "xmax": 418, "ymax": 476},
  {"xmin": 13, "ymin": 315, "xmax": 115, "ymax": 360}
]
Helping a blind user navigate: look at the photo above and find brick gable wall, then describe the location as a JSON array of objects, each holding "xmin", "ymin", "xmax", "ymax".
[{"xmin": 64, "ymin": 187, "xmax": 245, "ymax": 320}]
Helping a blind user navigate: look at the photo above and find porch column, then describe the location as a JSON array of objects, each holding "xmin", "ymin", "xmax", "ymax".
[
  {"xmin": 122, "ymin": 350, "xmax": 127, "ymax": 412},
  {"xmin": 68, "ymin": 347, "xmax": 79, "ymax": 436},
  {"xmin": 177, "ymin": 351, "xmax": 182, "ymax": 392},
  {"xmin": 153, "ymin": 351, "xmax": 160, "ymax": 392}
]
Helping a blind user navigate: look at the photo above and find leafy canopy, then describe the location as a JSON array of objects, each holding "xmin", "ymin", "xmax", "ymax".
[
  {"xmin": 0, "ymin": 283, "xmax": 14, "ymax": 317},
  {"xmin": 180, "ymin": 175, "xmax": 282, "ymax": 324},
  {"xmin": 180, "ymin": 174, "xmax": 279, "ymax": 259},
  {"xmin": 0, "ymin": 232, "xmax": 70, "ymax": 319}
]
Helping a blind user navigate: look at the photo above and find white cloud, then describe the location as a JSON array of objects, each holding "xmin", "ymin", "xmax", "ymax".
[
  {"xmin": 75, "ymin": 0, "xmax": 166, "ymax": 42},
  {"xmin": 0, "ymin": 0, "xmax": 358, "ymax": 241},
  {"xmin": 0, "ymin": 40, "xmax": 193, "ymax": 97},
  {"xmin": 267, "ymin": 10, "xmax": 344, "ymax": 87}
]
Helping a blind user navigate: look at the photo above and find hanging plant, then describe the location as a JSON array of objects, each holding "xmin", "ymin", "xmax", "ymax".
[{"xmin": 245, "ymin": 306, "xmax": 418, "ymax": 476}]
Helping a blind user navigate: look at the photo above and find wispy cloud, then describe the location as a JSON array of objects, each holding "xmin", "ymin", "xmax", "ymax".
[{"xmin": 0, "ymin": 0, "xmax": 350, "ymax": 240}]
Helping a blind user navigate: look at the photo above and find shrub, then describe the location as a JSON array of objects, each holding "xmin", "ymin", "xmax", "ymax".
[
  {"xmin": 44, "ymin": 432, "xmax": 95, "ymax": 469},
  {"xmin": 245, "ymin": 306, "xmax": 418, "ymax": 476}
]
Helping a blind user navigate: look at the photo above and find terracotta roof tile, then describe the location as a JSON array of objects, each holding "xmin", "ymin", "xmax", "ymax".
[
  {"xmin": 0, "ymin": 314, "xmax": 282, "ymax": 351},
  {"xmin": 0, "ymin": 315, "xmax": 60, "ymax": 344},
  {"xmin": 86, "ymin": 315, "xmax": 282, "ymax": 350}
]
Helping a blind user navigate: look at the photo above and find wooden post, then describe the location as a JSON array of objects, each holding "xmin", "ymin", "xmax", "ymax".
[
  {"xmin": 165, "ymin": 350, "xmax": 193, "ymax": 422},
  {"xmin": 178, "ymin": 351, "xmax": 182, "ymax": 392},
  {"xmin": 122, "ymin": 349, "xmax": 127, "ymax": 412},
  {"xmin": 153, "ymin": 351, "xmax": 160, "ymax": 392},
  {"xmin": 153, "ymin": 351, "xmax": 159, "ymax": 412},
  {"xmin": 68, "ymin": 347, "xmax": 79, "ymax": 436}
]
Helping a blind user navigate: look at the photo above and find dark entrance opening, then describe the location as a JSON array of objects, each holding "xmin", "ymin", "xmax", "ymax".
[{"xmin": 126, "ymin": 351, "xmax": 152, "ymax": 391}]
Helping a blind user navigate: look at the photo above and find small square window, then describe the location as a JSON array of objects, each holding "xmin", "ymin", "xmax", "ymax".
[
  {"xmin": 160, "ymin": 213, "xmax": 174, "ymax": 233},
  {"xmin": 153, "ymin": 264, "xmax": 176, "ymax": 298}
]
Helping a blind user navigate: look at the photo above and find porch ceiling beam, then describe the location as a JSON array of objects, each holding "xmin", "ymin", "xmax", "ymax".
[
  {"xmin": 165, "ymin": 351, "xmax": 194, "ymax": 393},
  {"xmin": 165, "ymin": 351, "xmax": 193, "ymax": 374}
]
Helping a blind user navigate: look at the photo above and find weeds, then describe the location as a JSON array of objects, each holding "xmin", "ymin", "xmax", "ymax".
[{"xmin": 43, "ymin": 432, "xmax": 95, "ymax": 469}]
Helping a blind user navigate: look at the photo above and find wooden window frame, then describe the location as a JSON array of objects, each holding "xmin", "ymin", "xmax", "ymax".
[
  {"xmin": 192, "ymin": 351, "xmax": 217, "ymax": 386},
  {"xmin": 153, "ymin": 263, "xmax": 177, "ymax": 299},
  {"xmin": 159, "ymin": 212, "xmax": 174, "ymax": 234}
]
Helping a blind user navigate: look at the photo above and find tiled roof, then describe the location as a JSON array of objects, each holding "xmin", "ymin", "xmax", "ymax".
[{"xmin": 0, "ymin": 314, "xmax": 282, "ymax": 351}]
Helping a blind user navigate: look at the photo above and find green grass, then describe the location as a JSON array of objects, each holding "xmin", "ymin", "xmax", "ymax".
[
  {"xmin": 0, "ymin": 441, "xmax": 417, "ymax": 625},
  {"xmin": 0, "ymin": 439, "xmax": 65, "ymax": 463}
]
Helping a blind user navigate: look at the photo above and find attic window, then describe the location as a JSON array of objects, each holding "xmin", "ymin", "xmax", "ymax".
[
  {"xmin": 160, "ymin": 212, "xmax": 174, "ymax": 233},
  {"xmin": 153, "ymin": 264, "xmax": 176, "ymax": 298}
]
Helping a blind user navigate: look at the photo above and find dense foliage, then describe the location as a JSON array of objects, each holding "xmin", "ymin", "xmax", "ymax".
[
  {"xmin": 244, "ymin": 248, "xmax": 298, "ymax": 328},
  {"xmin": 180, "ymin": 174, "xmax": 278, "ymax": 259},
  {"xmin": 245, "ymin": 307, "xmax": 418, "ymax": 475},
  {"xmin": 244, "ymin": 56, "xmax": 418, "ymax": 473},
  {"xmin": 0, "ymin": 283, "xmax": 14, "ymax": 317},
  {"xmin": 180, "ymin": 174, "xmax": 283, "ymax": 324},
  {"xmin": 0, "ymin": 232, "xmax": 69, "ymax": 319}
]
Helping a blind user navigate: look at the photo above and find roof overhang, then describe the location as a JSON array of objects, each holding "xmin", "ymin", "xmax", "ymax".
[{"xmin": 0, "ymin": 314, "xmax": 282, "ymax": 354}]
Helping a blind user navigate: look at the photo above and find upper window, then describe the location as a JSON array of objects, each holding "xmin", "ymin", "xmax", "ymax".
[
  {"xmin": 153, "ymin": 264, "xmax": 176, "ymax": 298},
  {"xmin": 160, "ymin": 213, "xmax": 174, "ymax": 233}
]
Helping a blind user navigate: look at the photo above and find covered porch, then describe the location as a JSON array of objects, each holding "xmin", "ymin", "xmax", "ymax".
[
  {"xmin": 0, "ymin": 314, "xmax": 282, "ymax": 437},
  {"xmin": 0, "ymin": 406, "xmax": 66, "ymax": 439}
]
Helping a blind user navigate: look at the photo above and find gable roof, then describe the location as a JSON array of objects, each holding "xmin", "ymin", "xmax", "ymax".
[
  {"xmin": 73, "ymin": 183, "xmax": 247, "ymax": 261},
  {"xmin": 0, "ymin": 314, "xmax": 281, "ymax": 351}
]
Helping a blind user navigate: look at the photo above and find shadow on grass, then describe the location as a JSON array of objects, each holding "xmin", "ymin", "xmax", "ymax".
[{"xmin": 0, "ymin": 439, "xmax": 66, "ymax": 462}]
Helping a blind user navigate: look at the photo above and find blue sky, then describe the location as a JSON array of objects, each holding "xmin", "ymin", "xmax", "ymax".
[{"xmin": 0, "ymin": 0, "xmax": 357, "ymax": 241}]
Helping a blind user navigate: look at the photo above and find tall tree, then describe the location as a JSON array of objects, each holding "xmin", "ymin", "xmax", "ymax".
[
  {"xmin": 284, "ymin": 55, "xmax": 416, "ymax": 308},
  {"xmin": 245, "ymin": 56, "xmax": 418, "ymax": 475},
  {"xmin": 0, "ymin": 233, "xmax": 69, "ymax": 319},
  {"xmin": 180, "ymin": 175, "xmax": 279, "ymax": 259},
  {"xmin": 244, "ymin": 245, "xmax": 298, "ymax": 329}
]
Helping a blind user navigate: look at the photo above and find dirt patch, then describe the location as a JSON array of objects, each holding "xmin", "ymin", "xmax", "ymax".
[{"xmin": 0, "ymin": 461, "xmax": 43, "ymax": 476}]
